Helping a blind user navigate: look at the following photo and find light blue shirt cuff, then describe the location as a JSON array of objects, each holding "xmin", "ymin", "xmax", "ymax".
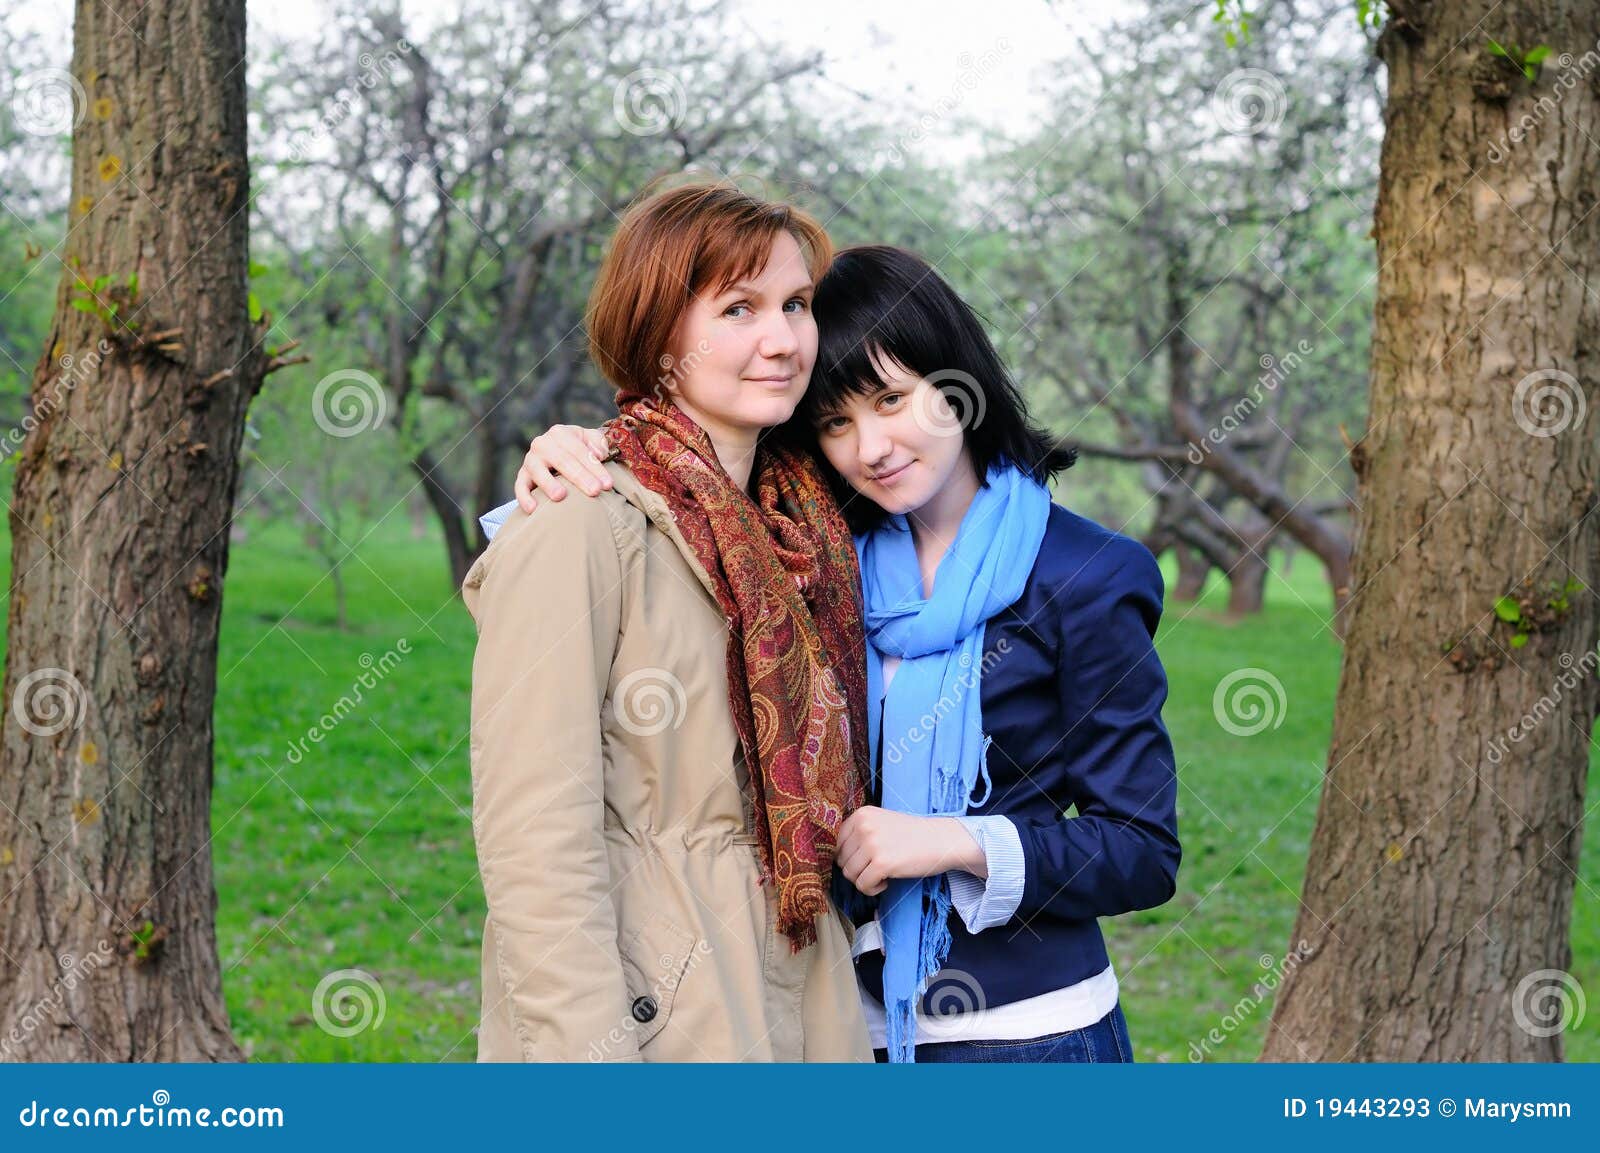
[
  {"xmin": 479, "ymin": 498, "xmax": 519, "ymax": 542},
  {"xmin": 946, "ymin": 814, "xmax": 1026, "ymax": 932}
]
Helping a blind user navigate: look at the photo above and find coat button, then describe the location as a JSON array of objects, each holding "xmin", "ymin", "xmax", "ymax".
[{"xmin": 631, "ymin": 995, "xmax": 658, "ymax": 1023}]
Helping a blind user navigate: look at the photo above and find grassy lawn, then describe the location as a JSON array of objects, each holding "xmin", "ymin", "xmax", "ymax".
[{"xmin": 0, "ymin": 513, "xmax": 1594, "ymax": 1061}]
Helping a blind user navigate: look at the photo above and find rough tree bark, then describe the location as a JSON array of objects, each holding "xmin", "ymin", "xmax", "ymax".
[
  {"xmin": 1263, "ymin": 0, "xmax": 1600, "ymax": 1061},
  {"xmin": 0, "ymin": 0, "xmax": 262, "ymax": 1060}
]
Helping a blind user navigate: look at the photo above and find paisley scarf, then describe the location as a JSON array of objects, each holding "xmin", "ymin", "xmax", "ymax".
[{"xmin": 604, "ymin": 396, "xmax": 870, "ymax": 950}]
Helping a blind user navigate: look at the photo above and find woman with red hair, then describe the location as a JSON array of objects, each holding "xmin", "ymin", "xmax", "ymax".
[{"xmin": 463, "ymin": 182, "xmax": 874, "ymax": 1062}]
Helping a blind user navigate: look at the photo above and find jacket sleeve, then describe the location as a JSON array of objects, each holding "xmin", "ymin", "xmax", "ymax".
[
  {"xmin": 461, "ymin": 497, "xmax": 639, "ymax": 1061},
  {"xmin": 945, "ymin": 814, "xmax": 1027, "ymax": 931},
  {"xmin": 1008, "ymin": 537, "xmax": 1181, "ymax": 924}
]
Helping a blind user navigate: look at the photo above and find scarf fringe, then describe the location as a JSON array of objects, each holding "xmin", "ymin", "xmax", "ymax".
[
  {"xmin": 973, "ymin": 734, "xmax": 994, "ymax": 808},
  {"xmin": 885, "ymin": 764, "xmax": 974, "ymax": 1063}
]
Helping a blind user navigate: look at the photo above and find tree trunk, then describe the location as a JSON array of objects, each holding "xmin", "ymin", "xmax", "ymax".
[
  {"xmin": 1263, "ymin": 0, "xmax": 1600, "ymax": 1061},
  {"xmin": 331, "ymin": 558, "xmax": 348, "ymax": 632},
  {"xmin": 1172, "ymin": 546, "xmax": 1212, "ymax": 602},
  {"xmin": 412, "ymin": 448, "xmax": 471, "ymax": 591},
  {"xmin": 1225, "ymin": 550, "xmax": 1267, "ymax": 616},
  {"xmin": 0, "ymin": 0, "xmax": 259, "ymax": 1061}
]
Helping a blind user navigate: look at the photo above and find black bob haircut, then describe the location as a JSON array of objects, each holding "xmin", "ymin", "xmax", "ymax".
[{"xmin": 779, "ymin": 244, "xmax": 1076, "ymax": 534}]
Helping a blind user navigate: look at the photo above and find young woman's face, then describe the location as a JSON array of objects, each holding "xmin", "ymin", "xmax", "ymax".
[
  {"xmin": 664, "ymin": 230, "xmax": 817, "ymax": 441},
  {"xmin": 811, "ymin": 352, "xmax": 974, "ymax": 518}
]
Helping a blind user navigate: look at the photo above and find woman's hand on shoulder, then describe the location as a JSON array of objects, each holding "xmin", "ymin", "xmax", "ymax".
[{"xmin": 514, "ymin": 425, "xmax": 613, "ymax": 513}]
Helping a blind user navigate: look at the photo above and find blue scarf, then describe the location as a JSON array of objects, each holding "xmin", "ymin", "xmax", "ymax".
[{"xmin": 857, "ymin": 463, "xmax": 1052, "ymax": 1062}]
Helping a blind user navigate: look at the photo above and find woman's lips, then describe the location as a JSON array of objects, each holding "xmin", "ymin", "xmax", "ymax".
[{"xmin": 870, "ymin": 461, "xmax": 914, "ymax": 485}]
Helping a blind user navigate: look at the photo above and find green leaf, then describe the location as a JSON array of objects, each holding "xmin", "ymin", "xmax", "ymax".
[
  {"xmin": 248, "ymin": 260, "xmax": 270, "ymax": 279},
  {"xmin": 69, "ymin": 297, "xmax": 97, "ymax": 313},
  {"xmin": 1510, "ymin": 632, "xmax": 1529, "ymax": 648},
  {"xmin": 1486, "ymin": 38, "xmax": 1508, "ymax": 58},
  {"xmin": 126, "ymin": 271, "xmax": 138, "ymax": 293},
  {"xmin": 248, "ymin": 291, "xmax": 263, "ymax": 323},
  {"xmin": 1525, "ymin": 45, "xmax": 1552, "ymax": 65},
  {"xmin": 1494, "ymin": 595, "xmax": 1521, "ymax": 623}
]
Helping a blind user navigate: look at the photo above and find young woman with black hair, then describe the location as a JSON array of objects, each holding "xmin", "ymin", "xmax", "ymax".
[{"xmin": 494, "ymin": 245, "xmax": 1181, "ymax": 1063}]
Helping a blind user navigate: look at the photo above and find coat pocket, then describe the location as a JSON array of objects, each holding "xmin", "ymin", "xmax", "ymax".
[{"xmin": 617, "ymin": 915, "xmax": 700, "ymax": 1049}]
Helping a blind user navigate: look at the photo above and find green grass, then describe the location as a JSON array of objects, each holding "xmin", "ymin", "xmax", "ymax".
[
  {"xmin": 1126, "ymin": 554, "xmax": 1599, "ymax": 1063},
  {"xmin": 0, "ymin": 517, "xmax": 1593, "ymax": 1061},
  {"xmin": 206, "ymin": 519, "xmax": 482, "ymax": 1061}
]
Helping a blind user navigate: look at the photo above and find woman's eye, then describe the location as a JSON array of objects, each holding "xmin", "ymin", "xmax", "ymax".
[
  {"xmin": 783, "ymin": 298, "xmax": 809, "ymax": 313},
  {"xmin": 879, "ymin": 392, "xmax": 904, "ymax": 409},
  {"xmin": 819, "ymin": 416, "xmax": 848, "ymax": 433},
  {"xmin": 724, "ymin": 303, "xmax": 751, "ymax": 318}
]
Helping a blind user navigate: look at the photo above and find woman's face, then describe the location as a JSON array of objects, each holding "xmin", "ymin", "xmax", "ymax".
[
  {"xmin": 810, "ymin": 352, "xmax": 975, "ymax": 518},
  {"xmin": 664, "ymin": 230, "xmax": 817, "ymax": 442}
]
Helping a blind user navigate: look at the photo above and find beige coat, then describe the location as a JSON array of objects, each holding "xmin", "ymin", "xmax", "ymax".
[{"xmin": 462, "ymin": 460, "xmax": 872, "ymax": 1062}]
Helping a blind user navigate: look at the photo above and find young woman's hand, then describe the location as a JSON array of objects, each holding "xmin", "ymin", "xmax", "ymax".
[
  {"xmin": 514, "ymin": 425, "xmax": 612, "ymax": 513},
  {"xmin": 836, "ymin": 806, "xmax": 987, "ymax": 896}
]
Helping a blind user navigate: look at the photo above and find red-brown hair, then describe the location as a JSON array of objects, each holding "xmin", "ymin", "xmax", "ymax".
[{"xmin": 586, "ymin": 181, "xmax": 833, "ymax": 401}]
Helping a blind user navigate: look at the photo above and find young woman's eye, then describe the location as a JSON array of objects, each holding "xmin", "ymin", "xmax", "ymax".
[
  {"xmin": 818, "ymin": 415, "xmax": 848, "ymax": 434},
  {"xmin": 723, "ymin": 302, "xmax": 751, "ymax": 318},
  {"xmin": 878, "ymin": 391, "xmax": 904, "ymax": 409},
  {"xmin": 783, "ymin": 297, "xmax": 809, "ymax": 313}
]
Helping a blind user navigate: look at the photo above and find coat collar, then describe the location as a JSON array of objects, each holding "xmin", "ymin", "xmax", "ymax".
[{"xmin": 601, "ymin": 460, "xmax": 723, "ymax": 608}]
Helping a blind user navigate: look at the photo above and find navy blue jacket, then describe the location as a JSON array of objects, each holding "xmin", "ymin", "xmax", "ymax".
[{"xmin": 848, "ymin": 502, "xmax": 1182, "ymax": 1011}]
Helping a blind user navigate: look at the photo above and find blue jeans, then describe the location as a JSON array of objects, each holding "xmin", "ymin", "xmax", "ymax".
[{"xmin": 872, "ymin": 1002, "xmax": 1134, "ymax": 1063}]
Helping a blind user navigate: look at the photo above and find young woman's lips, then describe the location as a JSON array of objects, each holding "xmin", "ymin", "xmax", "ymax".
[
  {"xmin": 871, "ymin": 461, "xmax": 914, "ymax": 485},
  {"xmin": 746, "ymin": 374, "xmax": 794, "ymax": 390}
]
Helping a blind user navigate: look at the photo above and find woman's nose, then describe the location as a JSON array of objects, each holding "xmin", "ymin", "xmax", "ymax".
[
  {"xmin": 857, "ymin": 423, "xmax": 892, "ymax": 466},
  {"xmin": 758, "ymin": 309, "xmax": 799, "ymax": 359}
]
